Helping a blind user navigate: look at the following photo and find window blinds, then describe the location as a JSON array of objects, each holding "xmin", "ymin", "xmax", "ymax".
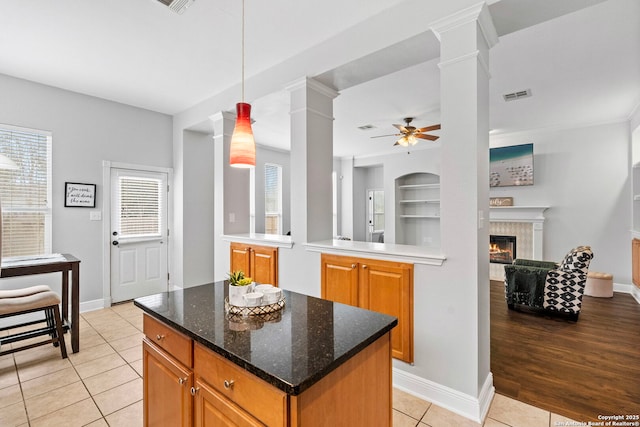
[
  {"xmin": 118, "ymin": 177, "xmax": 162, "ymax": 237},
  {"xmin": 264, "ymin": 164, "xmax": 282, "ymax": 234},
  {"xmin": 0, "ymin": 127, "xmax": 51, "ymax": 257}
]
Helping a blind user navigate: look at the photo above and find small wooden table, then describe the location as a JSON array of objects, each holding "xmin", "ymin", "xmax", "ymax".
[{"xmin": 1, "ymin": 254, "xmax": 81, "ymax": 353}]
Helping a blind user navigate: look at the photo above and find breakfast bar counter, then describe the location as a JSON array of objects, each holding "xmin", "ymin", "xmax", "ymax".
[{"xmin": 134, "ymin": 281, "xmax": 397, "ymax": 426}]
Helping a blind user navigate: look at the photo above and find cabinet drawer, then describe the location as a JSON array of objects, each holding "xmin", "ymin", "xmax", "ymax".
[
  {"xmin": 194, "ymin": 342, "xmax": 287, "ymax": 427},
  {"xmin": 143, "ymin": 314, "xmax": 193, "ymax": 368}
]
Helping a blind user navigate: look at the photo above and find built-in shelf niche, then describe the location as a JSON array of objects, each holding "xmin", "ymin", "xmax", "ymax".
[{"xmin": 395, "ymin": 172, "xmax": 440, "ymax": 248}]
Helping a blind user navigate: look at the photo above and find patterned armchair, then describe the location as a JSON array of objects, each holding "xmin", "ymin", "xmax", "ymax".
[{"xmin": 504, "ymin": 246, "xmax": 594, "ymax": 320}]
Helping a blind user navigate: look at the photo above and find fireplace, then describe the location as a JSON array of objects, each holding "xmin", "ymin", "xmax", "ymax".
[{"xmin": 490, "ymin": 235, "xmax": 516, "ymax": 264}]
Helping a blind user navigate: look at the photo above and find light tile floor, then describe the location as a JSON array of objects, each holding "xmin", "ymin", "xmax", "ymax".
[{"xmin": 0, "ymin": 302, "xmax": 580, "ymax": 427}]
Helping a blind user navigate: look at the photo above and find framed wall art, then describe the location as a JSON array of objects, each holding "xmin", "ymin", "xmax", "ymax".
[
  {"xmin": 65, "ymin": 182, "xmax": 96, "ymax": 208},
  {"xmin": 489, "ymin": 143, "xmax": 534, "ymax": 187}
]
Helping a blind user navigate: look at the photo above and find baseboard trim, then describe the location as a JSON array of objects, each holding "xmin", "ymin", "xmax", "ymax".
[
  {"xmin": 613, "ymin": 282, "xmax": 640, "ymax": 304},
  {"xmin": 79, "ymin": 298, "xmax": 107, "ymax": 313},
  {"xmin": 631, "ymin": 284, "xmax": 640, "ymax": 304},
  {"xmin": 393, "ymin": 368, "xmax": 494, "ymax": 423}
]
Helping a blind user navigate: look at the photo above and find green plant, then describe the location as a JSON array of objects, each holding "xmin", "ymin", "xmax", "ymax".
[{"xmin": 227, "ymin": 270, "xmax": 252, "ymax": 286}]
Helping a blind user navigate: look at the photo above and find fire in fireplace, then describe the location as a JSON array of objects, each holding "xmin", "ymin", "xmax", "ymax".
[{"xmin": 489, "ymin": 235, "xmax": 516, "ymax": 264}]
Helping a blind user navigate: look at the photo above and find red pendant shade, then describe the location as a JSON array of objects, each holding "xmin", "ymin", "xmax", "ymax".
[{"xmin": 229, "ymin": 102, "xmax": 256, "ymax": 168}]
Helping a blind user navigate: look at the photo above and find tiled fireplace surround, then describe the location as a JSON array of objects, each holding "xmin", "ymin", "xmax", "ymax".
[{"xmin": 489, "ymin": 206, "xmax": 548, "ymax": 281}]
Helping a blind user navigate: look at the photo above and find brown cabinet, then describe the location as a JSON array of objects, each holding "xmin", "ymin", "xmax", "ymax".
[
  {"xmin": 230, "ymin": 242, "xmax": 278, "ymax": 286},
  {"xmin": 320, "ymin": 254, "xmax": 359, "ymax": 306},
  {"xmin": 193, "ymin": 379, "xmax": 263, "ymax": 427},
  {"xmin": 321, "ymin": 254, "xmax": 414, "ymax": 363},
  {"xmin": 143, "ymin": 339, "xmax": 193, "ymax": 427},
  {"xmin": 142, "ymin": 312, "xmax": 394, "ymax": 426},
  {"xmin": 194, "ymin": 343, "xmax": 286, "ymax": 427},
  {"xmin": 633, "ymin": 239, "xmax": 640, "ymax": 288}
]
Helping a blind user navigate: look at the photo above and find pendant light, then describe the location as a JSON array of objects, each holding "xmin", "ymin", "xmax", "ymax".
[{"xmin": 229, "ymin": 0, "xmax": 256, "ymax": 168}]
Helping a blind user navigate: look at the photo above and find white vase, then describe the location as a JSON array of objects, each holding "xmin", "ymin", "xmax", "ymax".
[{"xmin": 228, "ymin": 283, "xmax": 253, "ymax": 306}]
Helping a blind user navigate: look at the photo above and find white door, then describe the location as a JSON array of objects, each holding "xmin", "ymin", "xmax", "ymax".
[
  {"xmin": 366, "ymin": 189, "xmax": 384, "ymax": 243},
  {"xmin": 110, "ymin": 168, "xmax": 168, "ymax": 303}
]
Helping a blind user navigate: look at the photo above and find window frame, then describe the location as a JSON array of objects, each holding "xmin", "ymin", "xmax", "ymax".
[{"xmin": 0, "ymin": 123, "xmax": 53, "ymax": 257}]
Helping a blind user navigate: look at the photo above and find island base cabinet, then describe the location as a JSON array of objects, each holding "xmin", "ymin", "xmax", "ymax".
[
  {"xmin": 143, "ymin": 339, "xmax": 193, "ymax": 427},
  {"xmin": 142, "ymin": 313, "xmax": 394, "ymax": 427},
  {"xmin": 194, "ymin": 379, "xmax": 263, "ymax": 427},
  {"xmin": 194, "ymin": 343, "xmax": 287, "ymax": 427},
  {"xmin": 290, "ymin": 332, "xmax": 392, "ymax": 426}
]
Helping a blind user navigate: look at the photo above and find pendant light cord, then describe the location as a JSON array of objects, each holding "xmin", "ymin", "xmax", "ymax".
[{"xmin": 241, "ymin": 0, "xmax": 245, "ymax": 102}]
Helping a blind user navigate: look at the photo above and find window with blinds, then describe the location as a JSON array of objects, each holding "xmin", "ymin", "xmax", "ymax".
[
  {"xmin": 118, "ymin": 177, "xmax": 162, "ymax": 238},
  {"xmin": 0, "ymin": 126, "xmax": 52, "ymax": 257},
  {"xmin": 264, "ymin": 163, "xmax": 282, "ymax": 235}
]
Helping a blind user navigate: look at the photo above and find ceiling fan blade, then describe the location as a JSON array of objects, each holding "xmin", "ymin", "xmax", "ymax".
[
  {"xmin": 416, "ymin": 134, "xmax": 439, "ymax": 141},
  {"xmin": 370, "ymin": 133, "xmax": 401, "ymax": 139},
  {"xmin": 393, "ymin": 141, "xmax": 400, "ymax": 146},
  {"xmin": 417, "ymin": 124, "xmax": 441, "ymax": 132},
  {"xmin": 393, "ymin": 124, "xmax": 408, "ymax": 132}
]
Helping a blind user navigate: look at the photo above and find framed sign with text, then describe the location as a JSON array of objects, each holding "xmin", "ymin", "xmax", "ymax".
[
  {"xmin": 490, "ymin": 197, "xmax": 514, "ymax": 207},
  {"xmin": 65, "ymin": 182, "xmax": 96, "ymax": 208}
]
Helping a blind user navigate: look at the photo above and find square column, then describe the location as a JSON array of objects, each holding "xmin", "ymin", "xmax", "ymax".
[
  {"xmin": 430, "ymin": 1, "xmax": 498, "ymax": 407},
  {"xmin": 286, "ymin": 77, "xmax": 339, "ymax": 243}
]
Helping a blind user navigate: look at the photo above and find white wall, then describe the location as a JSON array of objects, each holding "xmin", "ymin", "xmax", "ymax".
[
  {"xmin": 182, "ymin": 130, "xmax": 215, "ymax": 287},
  {"xmin": 0, "ymin": 73, "xmax": 173, "ymax": 304},
  {"xmin": 490, "ymin": 121, "xmax": 632, "ymax": 284}
]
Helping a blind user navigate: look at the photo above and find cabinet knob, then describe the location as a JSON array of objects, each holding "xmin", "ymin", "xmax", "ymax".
[
  {"xmin": 156, "ymin": 334, "xmax": 165, "ymax": 341},
  {"xmin": 362, "ymin": 265, "xmax": 368, "ymax": 269},
  {"xmin": 223, "ymin": 379, "xmax": 235, "ymax": 390},
  {"xmin": 351, "ymin": 264, "xmax": 357, "ymax": 269},
  {"xmin": 178, "ymin": 377, "xmax": 187, "ymax": 385},
  {"xmin": 190, "ymin": 386, "xmax": 200, "ymax": 396}
]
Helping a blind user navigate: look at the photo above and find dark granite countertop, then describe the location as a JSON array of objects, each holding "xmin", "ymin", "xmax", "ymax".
[{"xmin": 134, "ymin": 281, "xmax": 397, "ymax": 395}]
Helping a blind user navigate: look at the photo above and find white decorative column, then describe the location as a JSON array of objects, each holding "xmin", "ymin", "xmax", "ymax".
[
  {"xmin": 286, "ymin": 77, "xmax": 339, "ymax": 243},
  {"xmin": 430, "ymin": 2, "xmax": 498, "ymax": 414}
]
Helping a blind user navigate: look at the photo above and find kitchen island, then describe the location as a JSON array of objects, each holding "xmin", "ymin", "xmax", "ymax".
[{"xmin": 134, "ymin": 281, "xmax": 397, "ymax": 426}]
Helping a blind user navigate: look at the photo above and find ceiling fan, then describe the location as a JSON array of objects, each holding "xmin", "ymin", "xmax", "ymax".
[{"xmin": 371, "ymin": 118, "xmax": 441, "ymax": 147}]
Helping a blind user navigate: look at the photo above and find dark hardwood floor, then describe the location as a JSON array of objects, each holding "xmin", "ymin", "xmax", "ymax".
[{"xmin": 490, "ymin": 280, "xmax": 640, "ymax": 422}]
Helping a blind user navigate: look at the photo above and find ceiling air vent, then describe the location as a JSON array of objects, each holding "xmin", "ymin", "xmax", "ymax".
[
  {"xmin": 156, "ymin": 0, "xmax": 194, "ymax": 14},
  {"xmin": 358, "ymin": 124, "xmax": 376, "ymax": 131},
  {"xmin": 503, "ymin": 89, "xmax": 532, "ymax": 102}
]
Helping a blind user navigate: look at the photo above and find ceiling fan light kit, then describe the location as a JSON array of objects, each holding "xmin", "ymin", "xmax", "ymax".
[{"xmin": 371, "ymin": 117, "xmax": 441, "ymax": 147}]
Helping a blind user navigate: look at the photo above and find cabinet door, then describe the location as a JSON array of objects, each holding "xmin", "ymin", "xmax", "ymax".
[
  {"xmin": 321, "ymin": 254, "xmax": 359, "ymax": 307},
  {"xmin": 143, "ymin": 339, "xmax": 193, "ymax": 427},
  {"xmin": 251, "ymin": 246, "xmax": 278, "ymax": 286},
  {"xmin": 194, "ymin": 379, "xmax": 263, "ymax": 427},
  {"xmin": 359, "ymin": 260, "xmax": 414, "ymax": 363},
  {"xmin": 230, "ymin": 243, "xmax": 251, "ymax": 277},
  {"xmin": 633, "ymin": 239, "xmax": 640, "ymax": 287}
]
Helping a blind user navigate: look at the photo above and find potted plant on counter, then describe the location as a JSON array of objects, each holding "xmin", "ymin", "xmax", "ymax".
[{"xmin": 227, "ymin": 270, "xmax": 253, "ymax": 306}]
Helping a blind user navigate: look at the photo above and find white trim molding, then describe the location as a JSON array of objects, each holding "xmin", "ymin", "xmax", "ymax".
[
  {"xmin": 393, "ymin": 368, "xmax": 495, "ymax": 424},
  {"xmin": 490, "ymin": 206, "xmax": 548, "ymax": 261}
]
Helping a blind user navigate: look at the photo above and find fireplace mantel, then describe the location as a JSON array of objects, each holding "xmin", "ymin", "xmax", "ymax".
[{"xmin": 489, "ymin": 206, "xmax": 549, "ymax": 223}]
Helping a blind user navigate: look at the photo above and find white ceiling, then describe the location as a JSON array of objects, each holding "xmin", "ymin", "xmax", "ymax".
[{"xmin": 1, "ymin": 0, "xmax": 638, "ymax": 158}]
